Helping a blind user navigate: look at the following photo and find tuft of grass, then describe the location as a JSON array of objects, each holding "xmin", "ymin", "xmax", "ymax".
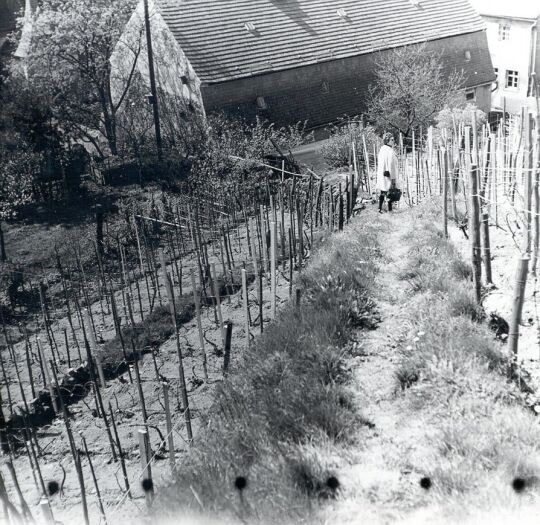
[{"xmin": 159, "ymin": 220, "xmax": 380, "ymax": 523}]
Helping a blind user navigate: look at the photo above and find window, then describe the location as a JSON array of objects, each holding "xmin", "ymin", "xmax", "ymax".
[
  {"xmin": 505, "ymin": 70, "xmax": 519, "ymax": 89},
  {"xmin": 244, "ymin": 21, "xmax": 257, "ymax": 33},
  {"xmin": 494, "ymin": 67, "xmax": 498, "ymax": 77},
  {"xmin": 465, "ymin": 89, "xmax": 475, "ymax": 101},
  {"xmin": 464, "ymin": 50, "xmax": 471, "ymax": 62},
  {"xmin": 180, "ymin": 75, "xmax": 189, "ymax": 85},
  {"xmin": 336, "ymin": 8, "xmax": 348, "ymax": 18},
  {"xmin": 322, "ymin": 81, "xmax": 330, "ymax": 94},
  {"xmin": 498, "ymin": 22, "xmax": 511, "ymax": 41}
]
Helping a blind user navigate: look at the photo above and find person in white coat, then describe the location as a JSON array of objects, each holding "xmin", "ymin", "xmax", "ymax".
[{"xmin": 376, "ymin": 132, "xmax": 399, "ymax": 213}]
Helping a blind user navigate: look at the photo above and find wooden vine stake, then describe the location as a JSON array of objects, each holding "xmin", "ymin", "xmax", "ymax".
[
  {"xmin": 190, "ymin": 270, "xmax": 208, "ymax": 381},
  {"xmin": 36, "ymin": 338, "xmax": 58, "ymax": 413},
  {"xmin": 508, "ymin": 256, "xmax": 530, "ymax": 371},
  {"xmin": 242, "ymin": 268, "xmax": 250, "ymax": 350},
  {"xmin": 442, "ymin": 149, "xmax": 448, "ymax": 238},
  {"xmin": 211, "ymin": 263, "xmax": 225, "ymax": 346},
  {"xmin": 162, "ymin": 381, "xmax": 175, "ymax": 471},
  {"xmin": 159, "ymin": 251, "xmax": 192, "ymax": 442},
  {"xmin": 40, "ymin": 498, "xmax": 55, "ymax": 525},
  {"xmin": 481, "ymin": 212, "xmax": 493, "ymax": 285},
  {"xmin": 138, "ymin": 428, "xmax": 154, "ymax": 508},
  {"xmin": 270, "ymin": 221, "xmax": 277, "ymax": 319},
  {"xmin": 84, "ymin": 310, "xmax": 106, "ymax": 388},
  {"xmin": 108, "ymin": 403, "xmax": 131, "ymax": 498},
  {"xmin": 222, "ymin": 322, "xmax": 233, "ymax": 376},
  {"xmin": 470, "ymin": 165, "xmax": 482, "ymax": 304}
]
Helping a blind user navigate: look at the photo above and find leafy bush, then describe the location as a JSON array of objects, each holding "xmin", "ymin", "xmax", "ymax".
[
  {"xmin": 0, "ymin": 148, "xmax": 39, "ymax": 220},
  {"xmin": 188, "ymin": 114, "xmax": 311, "ymax": 206},
  {"xmin": 436, "ymin": 103, "xmax": 487, "ymax": 132},
  {"xmin": 319, "ymin": 118, "xmax": 379, "ymax": 170}
]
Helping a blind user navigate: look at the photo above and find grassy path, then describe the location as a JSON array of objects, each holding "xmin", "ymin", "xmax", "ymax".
[
  {"xmin": 319, "ymin": 201, "xmax": 540, "ymax": 524},
  {"xmin": 319, "ymin": 206, "xmax": 429, "ymax": 523}
]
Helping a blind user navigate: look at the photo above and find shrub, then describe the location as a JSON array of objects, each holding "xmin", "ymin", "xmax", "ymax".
[{"xmin": 319, "ymin": 119, "xmax": 379, "ymax": 170}]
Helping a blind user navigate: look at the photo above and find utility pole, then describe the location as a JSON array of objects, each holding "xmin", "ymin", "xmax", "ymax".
[{"xmin": 143, "ymin": 0, "xmax": 163, "ymax": 162}]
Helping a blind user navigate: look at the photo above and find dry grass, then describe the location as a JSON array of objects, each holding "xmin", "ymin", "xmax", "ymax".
[{"xmin": 158, "ymin": 220, "xmax": 381, "ymax": 523}]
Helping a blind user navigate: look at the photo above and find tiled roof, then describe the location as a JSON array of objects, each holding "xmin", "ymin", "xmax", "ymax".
[{"xmin": 158, "ymin": 0, "xmax": 487, "ymax": 84}]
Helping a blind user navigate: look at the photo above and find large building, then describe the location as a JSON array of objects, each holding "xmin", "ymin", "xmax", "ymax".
[
  {"xmin": 117, "ymin": 0, "xmax": 495, "ymax": 129},
  {"xmin": 470, "ymin": 0, "xmax": 540, "ymax": 114}
]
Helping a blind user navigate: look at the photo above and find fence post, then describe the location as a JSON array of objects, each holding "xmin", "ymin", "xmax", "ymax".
[{"xmin": 470, "ymin": 165, "xmax": 482, "ymax": 303}]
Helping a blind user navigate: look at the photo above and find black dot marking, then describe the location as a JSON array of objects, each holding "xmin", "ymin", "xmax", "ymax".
[
  {"xmin": 141, "ymin": 478, "xmax": 154, "ymax": 492},
  {"xmin": 234, "ymin": 476, "xmax": 247, "ymax": 491},
  {"xmin": 326, "ymin": 476, "xmax": 340, "ymax": 491},
  {"xmin": 47, "ymin": 480, "xmax": 60, "ymax": 496},
  {"xmin": 420, "ymin": 477, "xmax": 432, "ymax": 490},
  {"xmin": 512, "ymin": 477, "xmax": 526, "ymax": 493}
]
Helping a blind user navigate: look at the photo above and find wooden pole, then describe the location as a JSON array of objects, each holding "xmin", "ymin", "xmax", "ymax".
[
  {"xmin": 5, "ymin": 460, "xmax": 33, "ymax": 522},
  {"xmin": 270, "ymin": 221, "xmax": 277, "ymax": 319},
  {"xmin": 532, "ymin": 110, "xmax": 540, "ymax": 275},
  {"xmin": 508, "ymin": 256, "xmax": 530, "ymax": 364},
  {"xmin": 211, "ymin": 263, "xmax": 225, "ymax": 346},
  {"xmin": 222, "ymin": 322, "xmax": 233, "ymax": 376},
  {"xmin": 470, "ymin": 165, "xmax": 482, "ymax": 303},
  {"xmin": 481, "ymin": 212, "xmax": 493, "ymax": 285},
  {"xmin": 159, "ymin": 252, "xmax": 193, "ymax": 442},
  {"xmin": 162, "ymin": 381, "xmax": 175, "ymax": 471},
  {"xmin": 138, "ymin": 428, "xmax": 154, "ymax": 507},
  {"xmin": 81, "ymin": 436, "xmax": 107, "ymax": 524},
  {"xmin": 442, "ymin": 149, "xmax": 448, "ymax": 238},
  {"xmin": 190, "ymin": 270, "xmax": 208, "ymax": 381},
  {"xmin": 523, "ymin": 113, "xmax": 533, "ymax": 256},
  {"xmin": 84, "ymin": 310, "xmax": 106, "ymax": 388},
  {"xmin": 242, "ymin": 268, "xmax": 250, "ymax": 350},
  {"xmin": 74, "ymin": 451, "xmax": 90, "ymax": 525},
  {"xmin": 37, "ymin": 338, "xmax": 58, "ymax": 413},
  {"xmin": 132, "ymin": 345, "xmax": 148, "ymax": 425},
  {"xmin": 39, "ymin": 498, "xmax": 55, "ymax": 525},
  {"xmin": 108, "ymin": 404, "xmax": 131, "ymax": 498}
]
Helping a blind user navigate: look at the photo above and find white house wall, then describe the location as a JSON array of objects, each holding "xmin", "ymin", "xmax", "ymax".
[
  {"xmin": 110, "ymin": 0, "xmax": 204, "ymax": 114},
  {"xmin": 484, "ymin": 15, "xmax": 537, "ymax": 114}
]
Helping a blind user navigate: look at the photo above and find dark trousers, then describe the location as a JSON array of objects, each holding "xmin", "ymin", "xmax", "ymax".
[{"xmin": 379, "ymin": 191, "xmax": 393, "ymax": 212}]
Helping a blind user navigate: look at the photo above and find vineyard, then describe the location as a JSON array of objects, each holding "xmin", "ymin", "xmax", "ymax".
[
  {"xmin": 1, "ymin": 104, "xmax": 540, "ymax": 524},
  {"xmin": 0, "ymin": 144, "xmax": 366, "ymax": 523}
]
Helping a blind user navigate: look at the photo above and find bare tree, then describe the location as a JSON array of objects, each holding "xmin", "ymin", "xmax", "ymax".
[
  {"xmin": 367, "ymin": 43, "xmax": 464, "ymax": 138},
  {"xmin": 23, "ymin": 0, "xmax": 140, "ymax": 158}
]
